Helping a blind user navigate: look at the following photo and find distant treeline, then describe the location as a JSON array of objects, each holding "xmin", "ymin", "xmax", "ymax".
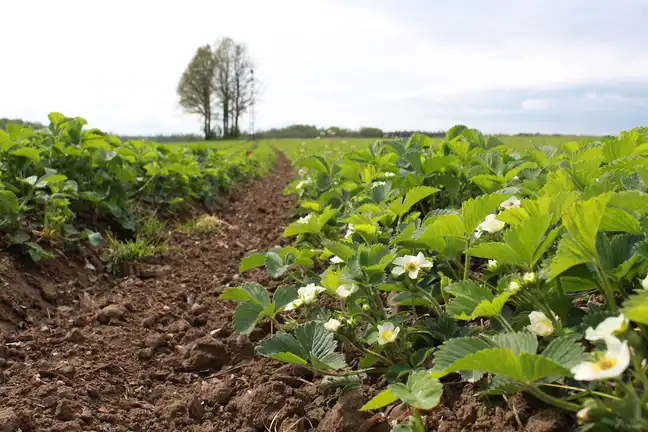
[
  {"xmin": 0, "ymin": 118, "xmax": 46, "ymax": 131},
  {"xmin": 1, "ymin": 117, "xmax": 588, "ymax": 141}
]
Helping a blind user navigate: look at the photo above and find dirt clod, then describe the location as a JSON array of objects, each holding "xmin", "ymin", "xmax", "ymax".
[
  {"xmin": 54, "ymin": 400, "xmax": 76, "ymax": 421},
  {"xmin": 317, "ymin": 389, "xmax": 372, "ymax": 432},
  {"xmin": 0, "ymin": 407, "xmax": 19, "ymax": 432},
  {"xmin": 188, "ymin": 396, "xmax": 205, "ymax": 420},
  {"xmin": 526, "ymin": 408, "xmax": 570, "ymax": 432},
  {"xmin": 96, "ymin": 304, "xmax": 125, "ymax": 324},
  {"xmin": 458, "ymin": 403, "xmax": 478, "ymax": 425},
  {"xmin": 181, "ymin": 336, "xmax": 229, "ymax": 371},
  {"xmin": 64, "ymin": 328, "xmax": 85, "ymax": 343}
]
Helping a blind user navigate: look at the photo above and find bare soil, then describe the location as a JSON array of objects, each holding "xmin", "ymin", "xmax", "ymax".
[{"xmin": 0, "ymin": 154, "xmax": 571, "ymax": 432}]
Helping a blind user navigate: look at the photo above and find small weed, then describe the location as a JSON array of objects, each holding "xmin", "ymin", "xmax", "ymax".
[
  {"xmin": 136, "ymin": 214, "xmax": 167, "ymax": 244},
  {"xmin": 102, "ymin": 233, "xmax": 160, "ymax": 265},
  {"xmin": 178, "ymin": 214, "xmax": 221, "ymax": 234}
]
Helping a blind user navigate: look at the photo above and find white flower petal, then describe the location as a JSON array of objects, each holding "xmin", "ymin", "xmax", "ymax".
[
  {"xmin": 585, "ymin": 314, "xmax": 627, "ymax": 341},
  {"xmin": 324, "ymin": 318, "xmax": 341, "ymax": 332},
  {"xmin": 571, "ymin": 337, "xmax": 630, "ymax": 381},
  {"xmin": 392, "ymin": 256, "xmax": 410, "ymax": 266},
  {"xmin": 527, "ymin": 311, "xmax": 555, "ymax": 336},
  {"xmin": 391, "ymin": 266, "xmax": 405, "ymax": 276},
  {"xmin": 500, "ymin": 196, "xmax": 521, "ymax": 209},
  {"xmin": 284, "ymin": 299, "xmax": 303, "ymax": 311},
  {"xmin": 408, "ymin": 269, "xmax": 420, "ymax": 279},
  {"xmin": 479, "ymin": 214, "xmax": 506, "ymax": 233}
]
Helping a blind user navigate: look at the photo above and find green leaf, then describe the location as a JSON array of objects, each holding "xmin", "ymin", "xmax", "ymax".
[
  {"xmin": 220, "ymin": 287, "xmax": 251, "ymax": 302},
  {"xmin": 264, "ymin": 251, "xmax": 288, "ymax": 278},
  {"xmin": 271, "ymin": 352, "xmax": 308, "ymax": 365},
  {"xmin": 296, "ymin": 155, "xmax": 329, "ymax": 175},
  {"xmin": 549, "ymin": 194, "xmax": 611, "ymax": 279},
  {"xmin": 446, "ymin": 125, "xmax": 468, "ymax": 141},
  {"xmin": 239, "ymin": 253, "xmax": 266, "ymax": 272},
  {"xmin": 316, "ymin": 207, "xmax": 338, "ymax": 229},
  {"xmin": 9, "ymin": 230, "xmax": 30, "ymax": 244},
  {"xmin": 541, "ymin": 335, "xmax": 587, "ymax": 368},
  {"xmin": 600, "ymin": 207, "xmax": 641, "ymax": 234},
  {"xmin": 360, "ymin": 389, "xmax": 399, "ymax": 411},
  {"xmin": 610, "ymin": 191, "xmax": 648, "ymax": 214},
  {"xmin": 0, "ymin": 190, "xmax": 19, "ymax": 215},
  {"xmin": 491, "ymin": 332, "xmax": 538, "ymax": 354},
  {"xmin": 468, "ymin": 242, "xmax": 520, "ymax": 266},
  {"xmin": 294, "ymin": 322, "xmax": 347, "ymax": 370},
  {"xmin": 273, "ymin": 285, "xmax": 298, "ymax": 311},
  {"xmin": 0, "ymin": 130, "xmax": 16, "ymax": 151},
  {"xmin": 445, "ymin": 281, "xmax": 512, "ymax": 320},
  {"xmin": 389, "ymin": 370, "xmax": 443, "ymax": 410},
  {"xmin": 323, "ymin": 240, "xmax": 355, "ymax": 261},
  {"xmin": 445, "ymin": 281, "xmax": 493, "ymax": 317},
  {"xmin": 622, "ymin": 291, "xmax": 648, "ymax": 325},
  {"xmin": 443, "ymin": 348, "xmax": 572, "ymax": 383},
  {"xmin": 394, "ymin": 186, "xmax": 440, "ymax": 216},
  {"xmin": 11, "ymin": 147, "xmax": 41, "ymax": 162},
  {"xmin": 431, "ymin": 337, "xmax": 492, "ymax": 375},
  {"xmin": 86, "ymin": 231, "xmax": 102, "ymax": 247},
  {"xmin": 257, "ymin": 332, "xmax": 309, "ymax": 360},
  {"xmin": 233, "ymin": 301, "xmax": 264, "ymax": 335},
  {"xmin": 504, "ymin": 213, "xmax": 552, "ymax": 267},
  {"xmin": 243, "ymin": 282, "xmax": 271, "ymax": 306},
  {"xmin": 462, "ymin": 194, "xmax": 508, "ymax": 235},
  {"xmin": 456, "ymin": 292, "xmax": 512, "ymax": 320}
]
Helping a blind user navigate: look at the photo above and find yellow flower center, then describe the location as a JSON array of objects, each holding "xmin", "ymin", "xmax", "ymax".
[
  {"xmin": 593, "ymin": 356, "xmax": 617, "ymax": 372},
  {"xmin": 382, "ymin": 330, "xmax": 394, "ymax": 340},
  {"xmin": 404, "ymin": 262, "xmax": 418, "ymax": 272}
]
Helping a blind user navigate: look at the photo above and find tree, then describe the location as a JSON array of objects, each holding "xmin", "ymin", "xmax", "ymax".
[
  {"xmin": 213, "ymin": 38, "xmax": 235, "ymax": 138},
  {"xmin": 177, "ymin": 45, "xmax": 217, "ymax": 140},
  {"xmin": 230, "ymin": 43, "xmax": 254, "ymax": 137},
  {"xmin": 212, "ymin": 38, "xmax": 255, "ymax": 138}
]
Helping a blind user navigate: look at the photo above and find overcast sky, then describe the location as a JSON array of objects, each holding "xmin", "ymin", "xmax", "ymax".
[{"xmin": 2, "ymin": 0, "xmax": 647, "ymax": 135}]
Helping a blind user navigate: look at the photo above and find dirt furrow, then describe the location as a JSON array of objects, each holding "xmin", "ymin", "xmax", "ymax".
[{"xmin": 0, "ymin": 154, "xmax": 309, "ymax": 432}]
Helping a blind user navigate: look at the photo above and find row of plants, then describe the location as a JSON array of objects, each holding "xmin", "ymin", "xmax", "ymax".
[
  {"xmin": 0, "ymin": 113, "xmax": 274, "ymax": 260},
  {"xmin": 225, "ymin": 126, "xmax": 648, "ymax": 431}
]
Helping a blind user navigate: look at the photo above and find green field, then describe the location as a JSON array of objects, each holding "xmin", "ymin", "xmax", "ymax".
[{"xmin": 169, "ymin": 135, "xmax": 595, "ymax": 161}]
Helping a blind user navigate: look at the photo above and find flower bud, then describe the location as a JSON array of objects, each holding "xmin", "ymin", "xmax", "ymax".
[{"xmin": 522, "ymin": 272, "xmax": 536, "ymax": 284}]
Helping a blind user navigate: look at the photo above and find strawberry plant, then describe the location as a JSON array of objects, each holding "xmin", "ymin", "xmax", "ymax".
[
  {"xmin": 0, "ymin": 112, "xmax": 274, "ymax": 260},
  {"xmin": 229, "ymin": 126, "xmax": 648, "ymax": 431}
]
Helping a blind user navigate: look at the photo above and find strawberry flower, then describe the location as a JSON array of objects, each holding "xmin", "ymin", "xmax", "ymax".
[{"xmin": 391, "ymin": 253, "xmax": 433, "ymax": 279}]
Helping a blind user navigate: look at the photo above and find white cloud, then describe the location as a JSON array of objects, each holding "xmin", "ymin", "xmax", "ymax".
[
  {"xmin": 1, "ymin": 0, "xmax": 648, "ymax": 134},
  {"xmin": 521, "ymin": 99, "xmax": 551, "ymax": 110}
]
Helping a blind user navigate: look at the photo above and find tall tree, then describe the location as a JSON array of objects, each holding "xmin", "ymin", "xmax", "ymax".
[
  {"xmin": 230, "ymin": 43, "xmax": 254, "ymax": 137},
  {"xmin": 177, "ymin": 45, "xmax": 217, "ymax": 139},
  {"xmin": 213, "ymin": 38, "xmax": 234, "ymax": 138}
]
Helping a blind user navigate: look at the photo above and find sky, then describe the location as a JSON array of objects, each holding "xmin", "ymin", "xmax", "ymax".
[{"xmin": 2, "ymin": 0, "xmax": 648, "ymax": 135}]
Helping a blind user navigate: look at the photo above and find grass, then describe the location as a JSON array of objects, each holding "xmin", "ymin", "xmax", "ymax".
[{"xmin": 167, "ymin": 135, "xmax": 597, "ymax": 161}]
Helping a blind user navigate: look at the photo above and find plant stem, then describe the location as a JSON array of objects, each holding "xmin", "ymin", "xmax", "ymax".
[
  {"xmin": 270, "ymin": 317, "xmax": 284, "ymax": 332},
  {"xmin": 317, "ymin": 367, "xmax": 379, "ymax": 377},
  {"xmin": 539, "ymin": 383, "xmax": 621, "ymax": 401},
  {"xmin": 524, "ymin": 385, "xmax": 581, "ymax": 412},
  {"xmin": 412, "ymin": 409, "xmax": 425, "ymax": 430},
  {"xmin": 411, "ymin": 283, "xmax": 443, "ymax": 316},
  {"xmin": 337, "ymin": 334, "xmax": 394, "ymax": 366},
  {"xmin": 495, "ymin": 315, "xmax": 515, "ymax": 333},
  {"xmin": 443, "ymin": 258, "xmax": 460, "ymax": 280},
  {"xmin": 594, "ymin": 265, "xmax": 617, "ymax": 313},
  {"xmin": 555, "ymin": 278, "xmax": 569, "ymax": 323},
  {"xmin": 463, "ymin": 251, "xmax": 471, "ymax": 281}
]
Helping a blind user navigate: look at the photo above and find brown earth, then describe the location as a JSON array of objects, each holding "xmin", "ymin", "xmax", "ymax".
[{"xmin": 0, "ymin": 154, "xmax": 571, "ymax": 432}]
